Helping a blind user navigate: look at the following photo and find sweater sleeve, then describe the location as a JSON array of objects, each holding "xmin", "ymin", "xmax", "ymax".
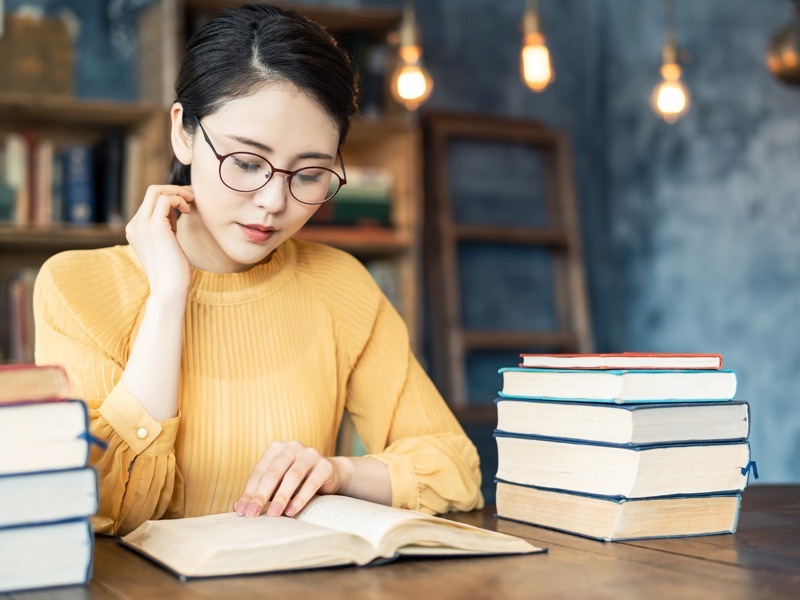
[
  {"xmin": 32, "ymin": 251, "xmax": 184, "ymax": 535},
  {"xmin": 344, "ymin": 294, "xmax": 485, "ymax": 515}
]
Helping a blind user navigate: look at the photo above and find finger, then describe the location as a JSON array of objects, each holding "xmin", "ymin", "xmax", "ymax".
[
  {"xmin": 137, "ymin": 185, "xmax": 195, "ymax": 215},
  {"xmin": 266, "ymin": 461, "xmax": 315, "ymax": 517},
  {"xmin": 236, "ymin": 449, "xmax": 296, "ymax": 517},
  {"xmin": 284, "ymin": 461, "xmax": 335, "ymax": 517}
]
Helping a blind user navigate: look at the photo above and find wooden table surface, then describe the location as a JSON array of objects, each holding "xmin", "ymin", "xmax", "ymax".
[{"xmin": 4, "ymin": 484, "xmax": 798, "ymax": 600}]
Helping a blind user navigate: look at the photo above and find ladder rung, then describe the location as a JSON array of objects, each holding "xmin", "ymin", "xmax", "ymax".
[
  {"xmin": 453, "ymin": 225, "xmax": 569, "ymax": 247},
  {"xmin": 462, "ymin": 330, "xmax": 579, "ymax": 351}
]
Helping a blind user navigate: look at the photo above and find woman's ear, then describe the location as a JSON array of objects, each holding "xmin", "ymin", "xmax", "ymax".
[{"xmin": 171, "ymin": 102, "xmax": 193, "ymax": 165}]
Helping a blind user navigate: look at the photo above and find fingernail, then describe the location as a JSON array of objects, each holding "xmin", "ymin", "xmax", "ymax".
[
  {"xmin": 245, "ymin": 503, "xmax": 261, "ymax": 517},
  {"xmin": 267, "ymin": 502, "xmax": 282, "ymax": 517}
]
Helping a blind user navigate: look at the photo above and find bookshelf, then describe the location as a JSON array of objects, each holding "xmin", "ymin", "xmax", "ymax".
[
  {"xmin": 0, "ymin": 92, "xmax": 169, "ymax": 361},
  {"xmin": 138, "ymin": 0, "xmax": 423, "ymax": 345}
]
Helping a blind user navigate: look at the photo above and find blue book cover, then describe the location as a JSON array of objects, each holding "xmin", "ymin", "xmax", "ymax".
[
  {"xmin": 494, "ymin": 431, "xmax": 753, "ymax": 499},
  {"xmin": 498, "ymin": 367, "xmax": 738, "ymax": 403},
  {"xmin": 62, "ymin": 144, "xmax": 95, "ymax": 224},
  {"xmin": 494, "ymin": 397, "xmax": 750, "ymax": 446}
]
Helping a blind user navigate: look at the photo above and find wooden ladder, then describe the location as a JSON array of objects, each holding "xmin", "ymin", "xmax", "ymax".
[{"xmin": 423, "ymin": 111, "xmax": 594, "ymax": 419}]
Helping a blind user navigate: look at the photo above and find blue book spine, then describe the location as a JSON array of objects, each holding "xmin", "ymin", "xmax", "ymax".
[{"xmin": 62, "ymin": 145, "xmax": 95, "ymax": 224}]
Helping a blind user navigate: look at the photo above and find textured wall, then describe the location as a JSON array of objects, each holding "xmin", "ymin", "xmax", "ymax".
[
  {"xmin": 408, "ymin": 0, "xmax": 800, "ymax": 484},
  {"xmin": 11, "ymin": 0, "xmax": 798, "ymax": 482}
]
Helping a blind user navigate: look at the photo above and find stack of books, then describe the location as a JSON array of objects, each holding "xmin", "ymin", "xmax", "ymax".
[
  {"xmin": 493, "ymin": 352, "xmax": 755, "ymax": 541},
  {"xmin": 0, "ymin": 364, "xmax": 97, "ymax": 593}
]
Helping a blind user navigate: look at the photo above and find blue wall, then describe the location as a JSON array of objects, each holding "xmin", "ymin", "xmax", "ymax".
[
  {"xmin": 409, "ymin": 0, "xmax": 800, "ymax": 484},
  {"xmin": 13, "ymin": 0, "xmax": 798, "ymax": 482}
]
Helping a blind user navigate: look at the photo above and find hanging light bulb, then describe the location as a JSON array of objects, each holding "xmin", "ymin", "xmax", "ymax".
[
  {"xmin": 390, "ymin": 2, "xmax": 433, "ymax": 111},
  {"xmin": 521, "ymin": 0, "xmax": 554, "ymax": 92},
  {"xmin": 651, "ymin": 0, "xmax": 690, "ymax": 123}
]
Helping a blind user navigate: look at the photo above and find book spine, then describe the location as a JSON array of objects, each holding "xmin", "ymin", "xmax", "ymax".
[{"xmin": 62, "ymin": 145, "xmax": 95, "ymax": 224}]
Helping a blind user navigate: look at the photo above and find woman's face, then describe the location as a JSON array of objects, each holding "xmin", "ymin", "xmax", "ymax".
[{"xmin": 173, "ymin": 83, "xmax": 340, "ymax": 273}]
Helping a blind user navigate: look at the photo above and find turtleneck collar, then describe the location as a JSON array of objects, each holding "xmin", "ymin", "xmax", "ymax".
[{"xmin": 123, "ymin": 239, "xmax": 298, "ymax": 306}]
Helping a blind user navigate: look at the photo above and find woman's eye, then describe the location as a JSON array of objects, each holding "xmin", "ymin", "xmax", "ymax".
[{"xmin": 232, "ymin": 156, "xmax": 264, "ymax": 172}]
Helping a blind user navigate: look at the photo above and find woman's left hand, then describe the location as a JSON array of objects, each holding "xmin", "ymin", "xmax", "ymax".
[{"xmin": 233, "ymin": 441, "xmax": 349, "ymax": 518}]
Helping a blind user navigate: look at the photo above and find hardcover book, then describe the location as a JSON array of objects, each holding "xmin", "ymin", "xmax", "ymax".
[
  {"xmin": 0, "ymin": 363, "xmax": 69, "ymax": 405},
  {"xmin": 495, "ymin": 480, "xmax": 741, "ymax": 541},
  {"xmin": 495, "ymin": 398, "xmax": 750, "ymax": 446},
  {"xmin": 120, "ymin": 494, "xmax": 543, "ymax": 579},
  {"xmin": 494, "ymin": 432, "xmax": 751, "ymax": 498},
  {"xmin": 498, "ymin": 367, "xmax": 737, "ymax": 403},
  {"xmin": 0, "ymin": 518, "xmax": 93, "ymax": 593},
  {"xmin": 518, "ymin": 352, "xmax": 723, "ymax": 370},
  {"xmin": 0, "ymin": 467, "xmax": 98, "ymax": 528},
  {"xmin": 0, "ymin": 399, "xmax": 90, "ymax": 475}
]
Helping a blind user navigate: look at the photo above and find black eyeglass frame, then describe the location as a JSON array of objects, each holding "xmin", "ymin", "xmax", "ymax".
[{"xmin": 194, "ymin": 117, "xmax": 347, "ymax": 205}]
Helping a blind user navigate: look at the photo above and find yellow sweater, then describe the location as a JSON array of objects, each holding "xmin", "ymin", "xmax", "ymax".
[{"xmin": 33, "ymin": 239, "xmax": 483, "ymax": 535}]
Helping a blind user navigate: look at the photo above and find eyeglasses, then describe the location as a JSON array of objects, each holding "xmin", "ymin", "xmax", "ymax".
[{"xmin": 195, "ymin": 118, "xmax": 347, "ymax": 205}]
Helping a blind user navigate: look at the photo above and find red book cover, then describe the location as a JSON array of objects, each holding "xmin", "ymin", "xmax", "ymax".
[
  {"xmin": 0, "ymin": 363, "xmax": 70, "ymax": 405},
  {"xmin": 518, "ymin": 352, "xmax": 723, "ymax": 370}
]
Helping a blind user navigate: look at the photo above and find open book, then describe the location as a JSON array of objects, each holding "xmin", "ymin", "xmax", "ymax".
[{"xmin": 120, "ymin": 495, "xmax": 543, "ymax": 579}]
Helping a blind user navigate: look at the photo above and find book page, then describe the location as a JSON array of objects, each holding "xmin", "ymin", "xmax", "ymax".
[
  {"xmin": 295, "ymin": 495, "xmax": 417, "ymax": 551},
  {"xmin": 295, "ymin": 496, "xmax": 540, "ymax": 558},
  {"xmin": 121, "ymin": 511, "xmax": 375, "ymax": 577}
]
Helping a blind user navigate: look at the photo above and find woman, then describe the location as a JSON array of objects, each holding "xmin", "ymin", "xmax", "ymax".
[{"xmin": 33, "ymin": 4, "xmax": 482, "ymax": 536}]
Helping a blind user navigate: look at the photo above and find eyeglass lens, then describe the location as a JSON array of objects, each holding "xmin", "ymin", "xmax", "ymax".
[{"xmin": 221, "ymin": 153, "xmax": 341, "ymax": 204}]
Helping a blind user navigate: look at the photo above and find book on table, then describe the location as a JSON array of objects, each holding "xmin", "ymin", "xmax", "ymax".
[
  {"xmin": 518, "ymin": 352, "xmax": 723, "ymax": 370},
  {"xmin": 0, "ymin": 518, "xmax": 93, "ymax": 593},
  {"xmin": 0, "ymin": 363, "xmax": 69, "ymax": 404},
  {"xmin": 495, "ymin": 481, "xmax": 741, "ymax": 541},
  {"xmin": 495, "ymin": 398, "xmax": 750, "ymax": 446},
  {"xmin": 494, "ymin": 432, "xmax": 751, "ymax": 498},
  {"xmin": 498, "ymin": 367, "xmax": 737, "ymax": 403},
  {"xmin": 120, "ymin": 494, "xmax": 544, "ymax": 580},
  {"xmin": 0, "ymin": 467, "xmax": 98, "ymax": 528},
  {"xmin": 0, "ymin": 398, "xmax": 91, "ymax": 475}
]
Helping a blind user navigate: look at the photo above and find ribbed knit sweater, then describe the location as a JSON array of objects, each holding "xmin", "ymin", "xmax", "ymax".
[{"xmin": 33, "ymin": 239, "xmax": 483, "ymax": 535}]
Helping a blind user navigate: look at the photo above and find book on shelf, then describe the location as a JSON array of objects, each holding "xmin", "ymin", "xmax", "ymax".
[
  {"xmin": 495, "ymin": 398, "xmax": 750, "ymax": 446},
  {"xmin": 495, "ymin": 481, "xmax": 741, "ymax": 541},
  {"xmin": 0, "ymin": 363, "xmax": 70, "ymax": 404},
  {"xmin": 518, "ymin": 352, "xmax": 723, "ymax": 370},
  {"xmin": 7, "ymin": 268, "xmax": 38, "ymax": 363},
  {"xmin": 0, "ymin": 467, "xmax": 98, "ymax": 528},
  {"xmin": 0, "ymin": 399, "xmax": 91, "ymax": 475},
  {"xmin": 62, "ymin": 144, "xmax": 95, "ymax": 224},
  {"xmin": 0, "ymin": 132, "xmax": 28, "ymax": 223},
  {"xmin": 120, "ymin": 494, "xmax": 543, "ymax": 580},
  {"xmin": 314, "ymin": 165, "xmax": 393, "ymax": 226},
  {"xmin": 494, "ymin": 432, "xmax": 751, "ymax": 499},
  {"xmin": 93, "ymin": 132, "xmax": 125, "ymax": 226},
  {"xmin": 498, "ymin": 367, "xmax": 737, "ymax": 403},
  {"xmin": 0, "ymin": 518, "xmax": 93, "ymax": 593}
]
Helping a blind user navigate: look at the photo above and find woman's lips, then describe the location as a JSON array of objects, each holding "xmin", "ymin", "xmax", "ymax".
[{"xmin": 238, "ymin": 223, "xmax": 276, "ymax": 243}]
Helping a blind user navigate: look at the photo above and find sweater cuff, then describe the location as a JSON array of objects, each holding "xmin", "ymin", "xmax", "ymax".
[
  {"xmin": 98, "ymin": 382, "xmax": 180, "ymax": 455},
  {"xmin": 368, "ymin": 453, "xmax": 419, "ymax": 511}
]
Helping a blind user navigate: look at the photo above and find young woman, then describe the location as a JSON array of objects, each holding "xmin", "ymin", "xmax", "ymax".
[{"xmin": 33, "ymin": 4, "xmax": 482, "ymax": 536}]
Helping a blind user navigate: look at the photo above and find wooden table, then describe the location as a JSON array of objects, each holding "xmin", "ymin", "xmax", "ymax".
[{"xmin": 5, "ymin": 484, "xmax": 798, "ymax": 599}]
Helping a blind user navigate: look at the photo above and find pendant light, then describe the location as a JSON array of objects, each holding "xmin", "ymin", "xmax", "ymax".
[
  {"xmin": 520, "ymin": 0, "xmax": 554, "ymax": 92},
  {"xmin": 651, "ymin": 0, "xmax": 690, "ymax": 123},
  {"xmin": 390, "ymin": 1, "xmax": 434, "ymax": 111}
]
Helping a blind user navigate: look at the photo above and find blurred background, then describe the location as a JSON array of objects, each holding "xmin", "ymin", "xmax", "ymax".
[{"xmin": 1, "ymin": 0, "xmax": 798, "ymax": 495}]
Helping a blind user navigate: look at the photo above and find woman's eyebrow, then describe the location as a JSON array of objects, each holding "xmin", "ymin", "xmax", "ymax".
[{"xmin": 228, "ymin": 134, "xmax": 333, "ymax": 161}]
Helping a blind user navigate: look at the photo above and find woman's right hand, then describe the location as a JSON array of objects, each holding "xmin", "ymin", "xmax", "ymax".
[{"xmin": 125, "ymin": 185, "xmax": 195, "ymax": 298}]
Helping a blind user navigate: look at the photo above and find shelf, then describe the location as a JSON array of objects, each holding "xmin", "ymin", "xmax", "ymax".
[
  {"xmin": 0, "ymin": 225, "xmax": 127, "ymax": 251},
  {"xmin": 0, "ymin": 92, "xmax": 163, "ymax": 128},
  {"xmin": 294, "ymin": 226, "xmax": 411, "ymax": 256}
]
